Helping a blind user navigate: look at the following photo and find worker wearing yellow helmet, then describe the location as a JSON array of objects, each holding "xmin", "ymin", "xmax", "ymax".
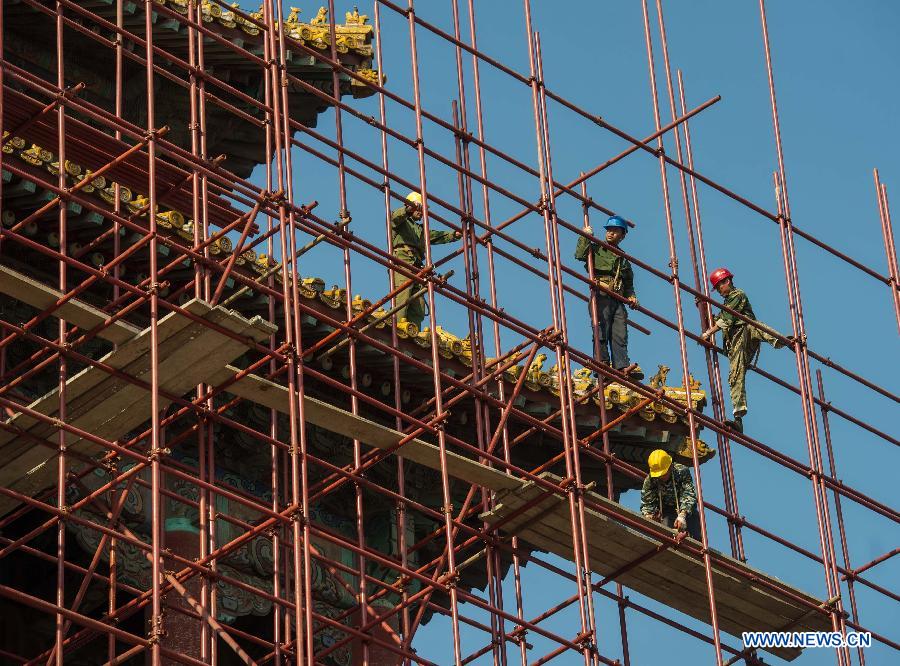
[
  {"xmin": 390, "ymin": 191, "xmax": 461, "ymax": 334},
  {"xmin": 639, "ymin": 449, "xmax": 700, "ymax": 539}
]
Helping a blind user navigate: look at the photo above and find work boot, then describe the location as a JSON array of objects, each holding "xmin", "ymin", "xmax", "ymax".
[
  {"xmin": 724, "ymin": 415, "xmax": 743, "ymax": 433},
  {"xmin": 628, "ymin": 364, "xmax": 644, "ymax": 381}
]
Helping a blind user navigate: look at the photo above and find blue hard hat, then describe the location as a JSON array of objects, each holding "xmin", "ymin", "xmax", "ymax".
[{"xmin": 604, "ymin": 215, "xmax": 629, "ymax": 233}]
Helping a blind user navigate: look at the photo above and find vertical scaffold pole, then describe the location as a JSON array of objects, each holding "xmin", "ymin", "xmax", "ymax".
[
  {"xmin": 405, "ymin": 2, "xmax": 465, "ymax": 662},
  {"xmin": 675, "ymin": 70, "xmax": 746, "ymax": 563},
  {"xmin": 53, "ymin": 1, "xmax": 69, "ymax": 662},
  {"xmin": 526, "ymin": 20, "xmax": 595, "ymax": 662},
  {"xmin": 638, "ymin": 1, "xmax": 723, "ymax": 662},
  {"xmin": 759, "ymin": 3, "xmax": 849, "ymax": 658},
  {"xmin": 653, "ymin": 1, "xmax": 744, "ymax": 561},
  {"xmin": 581, "ymin": 178, "xmax": 631, "ymax": 666},
  {"xmin": 873, "ymin": 170, "xmax": 900, "ymax": 334}
]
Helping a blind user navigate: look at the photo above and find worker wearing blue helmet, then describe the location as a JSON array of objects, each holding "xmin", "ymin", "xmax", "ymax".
[{"xmin": 575, "ymin": 215, "xmax": 643, "ymax": 380}]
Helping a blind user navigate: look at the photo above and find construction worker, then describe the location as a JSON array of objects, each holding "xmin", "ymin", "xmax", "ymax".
[
  {"xmin": 391, "ymin": 192, "xmax": 461, "ymax": 333},
  {"xmin": 700, "ymin": 268, "xmax": 790, "ymax": 432},
  {"xmin": 575, "ymin": 215, "xmax": 643, "ymax": 379},
  {"xmin": 640, "ymin": 449, "xmax": 701, "ymax": 540}
]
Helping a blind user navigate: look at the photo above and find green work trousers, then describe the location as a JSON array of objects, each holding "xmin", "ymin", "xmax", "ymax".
[
  {"xmin": 393, "ymin": 247, "xmax": 425, "ymax": 329},
  {"xmin": 726, "ymin": 321, "xmax": 783, "ymax": 416}
]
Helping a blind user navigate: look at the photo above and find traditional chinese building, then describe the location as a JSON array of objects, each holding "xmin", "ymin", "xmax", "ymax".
[{"xmin": 1, "ymin": 3, "xmax": 841, "ymax": 666}]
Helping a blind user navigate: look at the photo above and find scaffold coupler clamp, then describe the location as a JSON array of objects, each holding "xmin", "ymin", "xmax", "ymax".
[
  {"xmin": 438, "ymin": 569, "xmax": 460, "ymax": 589},
  {"xmin": 288, "ymin": 506, "xmax": 307, "ymax": 527},
  {"xmin": 559, "ymin": 476, "xmax": 580, "ymax": 495},
  {"xmin": 148, "ymin": 613, "xmax": 166, "ymax": 644},
  {"xmin": 147, "ymin": 446, "xmax": 171, "ymax": 462},
  {"xmin": 575, "ymin": 630, "xmax": 597, "ymax": 655},
  {"xmin": 396, "ymin": 573, "xmax": 412, "ymax": 592}
]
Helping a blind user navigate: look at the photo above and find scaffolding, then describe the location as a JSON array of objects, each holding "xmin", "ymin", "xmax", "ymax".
[{"xmin": 0, "ymin": 0, "xmax": 897, "ymax": 665}]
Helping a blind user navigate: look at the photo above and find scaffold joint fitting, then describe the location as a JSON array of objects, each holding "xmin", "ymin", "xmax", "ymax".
[
  {"xmin": 439, "ymin": 569, "xmax": 460, "ymax": 589},
  {"xmin": 148, "ymin": 614, "xmax": 166, "ymax": 643},
  {"xmin": 147, "ymin": 447, "xmax": 171, "ymax": 462}
]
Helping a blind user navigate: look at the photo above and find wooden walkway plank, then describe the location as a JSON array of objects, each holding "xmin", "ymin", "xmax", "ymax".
[
  {"xmin": 0, "ymin": 296, "xmax": 276, "ymax": 514},
  {"xmin": 494, "ymin": 479, "xmax": 817, "ymax": 630},
  {"xmin": 509, "ymin": 497, "xmax": 809, "ymax": 656},
  {"xmin": 0, "ymin": 265, "xmax": 141, "ymax": 344},
  {"xmin": 0, "ymin": 299, "xmax": 206, "ymax": 452},
  {"xmin": 481, "ymin": 474, "xmax": 834, "ymax": 661},
  {"xmin": 486, "ymin": 490, "xmax": 770, "ymax": 629},
  {"xmin": 503, "ymin": 508, "xmax": 787, "ymax": 656},
  {"xmin": 494, "ymin": 477, "xmax": 829, "ymax": 628}
]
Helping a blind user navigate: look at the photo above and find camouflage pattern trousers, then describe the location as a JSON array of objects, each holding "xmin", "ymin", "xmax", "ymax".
[
  {"xmin": 392, "ymin": 248, "xmax": 426, "ymax": 330},
  {"xmin": 726, "ymin": 321, "xmax": 784, "ymax": 416}
]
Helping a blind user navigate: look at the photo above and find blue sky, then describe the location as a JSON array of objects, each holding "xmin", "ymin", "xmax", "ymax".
[{"xmin": 262, "ymin": 1, "xmax": 899, "ymax": 663}]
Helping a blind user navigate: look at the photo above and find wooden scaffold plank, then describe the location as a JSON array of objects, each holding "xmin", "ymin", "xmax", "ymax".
[
  {"xmin": 480, "ymin": 473, "xmax": 835, "ymax": 661},
  {"xmin": 0, "ymin": 280, "xmax": 276, "ymax": 513}
]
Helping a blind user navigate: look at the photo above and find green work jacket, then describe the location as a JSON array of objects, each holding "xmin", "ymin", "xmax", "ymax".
[
  {"xmin": 391, "ymin": 207, "xmax": 457, "ymax": 263},
  {"xmin": 714, "ymin": 288, "xmax": 756, "ymax": 350},
  {"xmin": 574, "ymin": 236, "xmax": 635, "ymax": 298}
]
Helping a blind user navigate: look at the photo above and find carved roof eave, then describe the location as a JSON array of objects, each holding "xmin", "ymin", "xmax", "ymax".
[
  {"xmin": 0, "ymin": 142, "xmax": 712, "ymax": 466},
  {"xmin": 160, "ymin": 1, "xmax": 382, "ymax": 98}
]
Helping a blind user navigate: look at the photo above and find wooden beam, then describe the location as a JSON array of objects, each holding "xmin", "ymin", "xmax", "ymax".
[
  {"xmin": 210, "ymin": 367, "xmax": 520, "ymax": 493},
  {"xmin": 0, "ymin": 265, "xmax": 140, "ymax": 344}
]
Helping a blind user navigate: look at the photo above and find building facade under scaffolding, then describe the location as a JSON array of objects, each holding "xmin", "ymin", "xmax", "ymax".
[{"xmin": 0, "ymin": 1, "xmax": 896, "ymax": 665}]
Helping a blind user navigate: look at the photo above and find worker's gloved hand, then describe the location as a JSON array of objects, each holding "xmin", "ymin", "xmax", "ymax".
[
  {"xmin": 627, "ymin": 295, "xmax": 638, "ymax": 308},
  {"xmin": 674, "ymin": 512, "xmax": 687, "ymax": 532},
  {"xmin": 584, "ymin": 225, "xmax": 593, "ymax": 236},
  {"xmin": 454, "ymin": 230, "xmax": 463, "ymax": 239}
]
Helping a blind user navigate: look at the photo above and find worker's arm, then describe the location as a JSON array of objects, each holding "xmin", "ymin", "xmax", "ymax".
[
  {"xmin": 702, "ymin": 289, "xmax": 748, "ymax": 339},
  {"xmin": 429, "ymin": 229, "xmax": 461, "ymax": 245},
  {"xmin": 574, "ymin": 234, "xmax": 593, "ymax": 262},
  {"xmin": 700, "ymin": 322, "xmax": 720, "ymax": 340},
  {"xmin": 622, "ymin": 259, "xmax": 637, "ymax": 304},
  {"xmin": 676, "ymin": 467, "xmax": 697, "ymax": 517},
  {"xmin": 639, "ymin": 476, "xmax": 658, "ymax": 519},
  {"xmin": 391, "ymin": 207, "xmax": 408, "ymax": 228}
]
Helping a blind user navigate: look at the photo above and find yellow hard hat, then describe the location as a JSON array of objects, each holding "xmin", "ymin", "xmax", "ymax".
[
  {"xmin": 648, "ymin": 449, "xmax": 672, "ymax": 478},
  {"xmin": 406, "ymin": 191, "xmax": 422, "ymax": 204}
]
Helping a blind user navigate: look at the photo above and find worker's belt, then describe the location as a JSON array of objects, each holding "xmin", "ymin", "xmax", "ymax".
[
  {"xmin": 592, "ymin": 275, "xmax": 622, "ymax": 295},
  {"xmin": 394, "ymin": 245, "xmax": 424, "ymax": 265}
]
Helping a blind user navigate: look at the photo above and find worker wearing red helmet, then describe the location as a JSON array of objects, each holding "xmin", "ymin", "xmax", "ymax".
[
  {"xmin": 575, "ymin": 215, "xmax": 643, "ymax": 380},
  {"xmin": 701, "ymin": 268, "xmax": 789, "ymax": 432}
]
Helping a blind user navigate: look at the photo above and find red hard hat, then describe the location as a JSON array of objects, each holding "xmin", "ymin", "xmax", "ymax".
[{"xmin": 709, "ymin": 267, "xmax": 734, "ymax": 289}]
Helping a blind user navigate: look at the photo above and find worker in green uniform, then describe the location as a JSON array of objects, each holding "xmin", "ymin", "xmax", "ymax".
[
  {"xmin": 575, "ymin": 215, "xmax": 643, "ymax": 380},
  {"xmin": 700, "ymin": 268, "xmax": 790, "ymax": 433},
  {"xmin": 640, "ymin": 449, "xmax": 700, "ymax": 540},
  {"xmin": 391, "ymin": 191, "xmax": 461, "ymax": 333}
]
